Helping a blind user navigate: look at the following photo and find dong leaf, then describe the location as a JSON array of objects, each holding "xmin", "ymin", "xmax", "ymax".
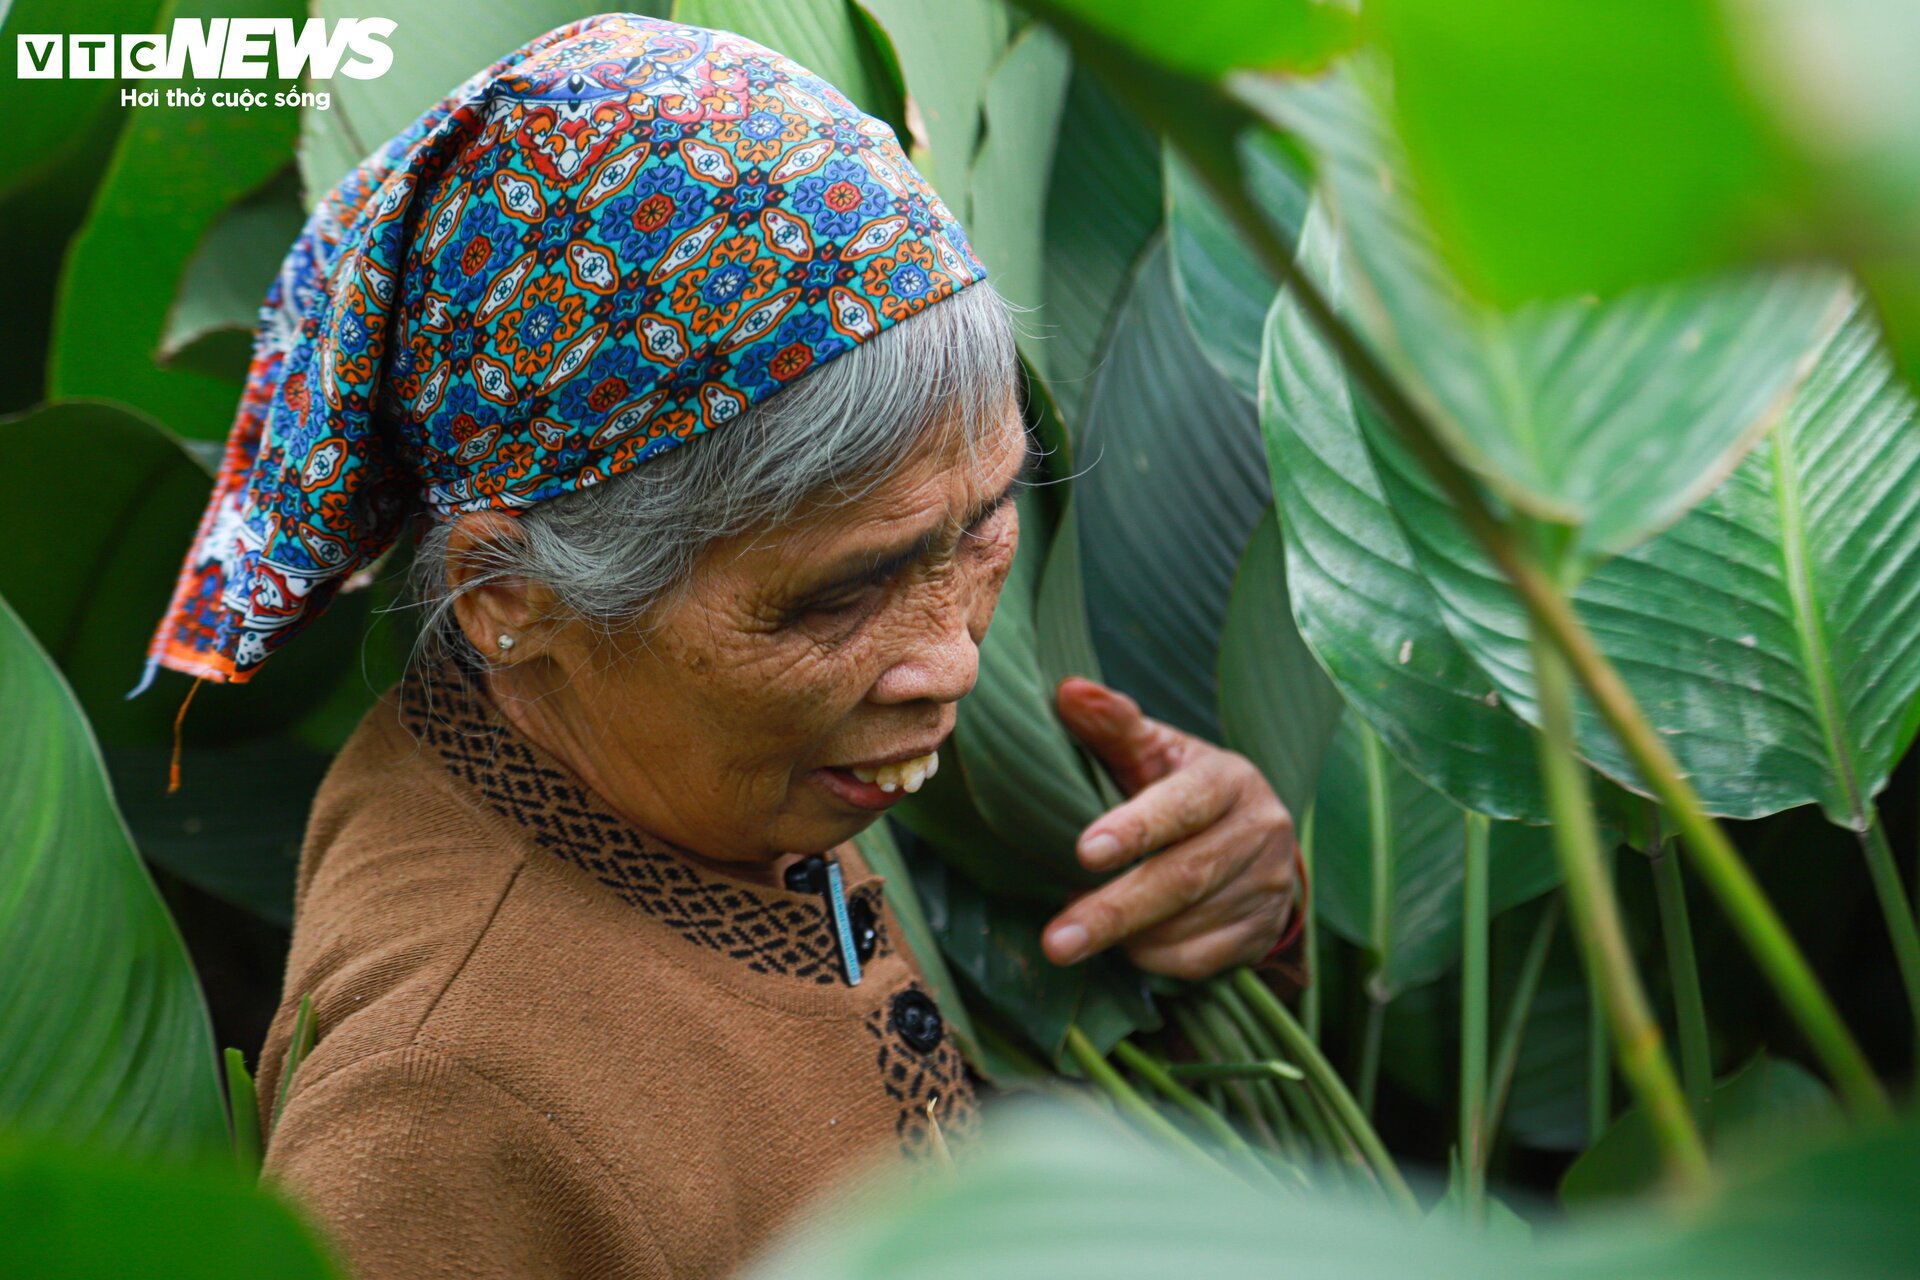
[
  {"xmin": 1027, "ymin": 0, "xmax": 1355, "ymax": 80},
  {"xmin": 0, "ymin": 401, "xmax": 397, "ymax": 752},
  {"xmin": 966, "ymin": 23, "xmax": 1073, "ymax": 320},
  {"xmin": 903, "ymin": 844, "xmax": 1154, "ymax": 1066},
  {"xmin": 1561, "ymin": 1055, "xmax": 1839, "ymax": 1204},
  {"xmin": 854, "ymin": 0, "xmax": 1009, "ymax": 222},
  {"xmin": 1165, "ymin": 131, "xmax": 1311, "ymax": 397},
  {"xmin": 1076, "ymin": 240, "xmax": 1272, "ymax": 742},
  {"xmin": 1370, "ymin": 297, "xmax": 1920, "ymax": 823},
  {"xmin": 1215, "ymin": 506, "xmax": 1342, "ymax": 819},
  {"xmin": 1368, "ymin": 0, "xmax": 1798, "ymax": 306},
  {"xmin": 1312, "ymin": 713, "xmax": 1559, "ymax": 996},
  {"xmin": 0, "ymin": 595, "xmax": 227, "ymax": 1159},
  {"xmin": 159, "ymin": 166, "xmax": 306, "ymax": 384},
  {"xmin": 746, "ymin": 1096, "xmax": 1920, "ymax": 1280},
  {"xmin": 1034, "ymin": 69, "xmax": 1163, "ymax": 433},
  {"xmin": 50, "ymin": 0, "xmax": 306, "ymax": 441},
  {"xmin": 0, "ymin": 1131, "xmax": 343, "ymax": 1279},
  {"xmin": 1260, "ymin": 66, "xmax": 1847, "ymax": 562},
  {"xmin": 1261, "ymin": 208, "xmax": 1548, "ymax": 820}
]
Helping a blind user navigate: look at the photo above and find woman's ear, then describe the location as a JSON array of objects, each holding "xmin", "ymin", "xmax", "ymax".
[{"xmin": 445, "ymin": 511, "xmax": 555, "ymax": 664}]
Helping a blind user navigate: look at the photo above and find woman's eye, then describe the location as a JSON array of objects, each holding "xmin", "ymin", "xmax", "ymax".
[
  {"xmin": 800, "ymin": 587, "xmax": 877, "ymax": 621},
  {"xmin": 965, "ymin": 500, "xmax": 1011, "ymax": 540}
]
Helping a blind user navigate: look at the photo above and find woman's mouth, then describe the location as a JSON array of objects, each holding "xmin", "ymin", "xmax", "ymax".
[{"xmin": 813, "ymin": 749, "xmax": 939, "ymax": 810}]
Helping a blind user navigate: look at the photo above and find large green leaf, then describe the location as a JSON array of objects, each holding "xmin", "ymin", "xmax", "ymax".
[
  {"xmin": 965, "ymin": 23, "xmax": 1072, "ymax": 317},
  {"xmin": 1033, "ymin": 69, "xmax": 1162, "ymax": 432},
  {"xmin": 1215, "ymin": 506, "xmax": 1342, "ymax": 819},
  {"xmin": 1367, "ymin": 0, "xmax": 1798, "ymax": 307},
  {"xmin": 1032, "ymin": 497, "xmax": 1126, "ymax": 814},
  {"xmin": 1075, "ymin": 239, "xmax": 1271, "ymax": 742},
  {"xmin": 1261, "ymin": 208, "xmax": 1548, "ymax": 821},
  {"xmin": 104, "ymin": 742, "xmax": 325, "ymax": 926},
  {"xmin": 0, "ymin": 402, "xmax": 213, "ymax": 744},
  {"xmin": 0, "ymin": 1130, "xmax": 343, "ymax": 1279},
  {"xmin": 1164, "ymin": 132, "xmax": 1310, "ymax": 397},
  {"xmin": 0, "ymin": 0, "xmax": 163, "ymax": 201},
  {"xmin": 1496, "ymin": 918, "xmax": 1594, "ymax": 1153},
  {"xmin": 745, "ymin": 1095, "xmax": 1920, "ymax": 1279},
  {"xmin": 1313, "ymin": 713, "xmax": 1559, "ymax": 996},
  {"xmin": 1028, "ymin": 0, "xmax": 1354, "ymax": 80},
  {"xmin": 854, "ymin": 0, "xmax": 1007, "ymax": 223},
  {"xmin": 1369, "ymin": 298, "xmax": 1920, "ymax": 823},
  {"xmin": 49, "ymin": 0, "xmax": 305, "ymax": 442},
  {"xmin": 1561, "ymin": 1055, "xmax": 1840, "ymax": 1204},
  {"xmin": 1260, "ymin": 66, "xmax": 1848, "ymax": 561},
  {"xmin": 0, "ymin": 401, "xmax": 394, "ymax": 751},
  {"xmin": 0, "ymin": 596, "xmax": 226, "ymax": 1159},
  {"xmin": 158, "ymin": 166, "xmax": 306, "ymax": 384}
]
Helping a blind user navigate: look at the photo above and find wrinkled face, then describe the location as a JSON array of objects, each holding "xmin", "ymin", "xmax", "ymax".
[{"xmin": 497, "ymin": 402, "xmax": 1030, "ymax": 865}]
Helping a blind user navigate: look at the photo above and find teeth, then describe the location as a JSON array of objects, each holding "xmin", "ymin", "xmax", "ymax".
[{"xmin": 849, "ymin": 749, "xmax": 939, "ymax": 794}]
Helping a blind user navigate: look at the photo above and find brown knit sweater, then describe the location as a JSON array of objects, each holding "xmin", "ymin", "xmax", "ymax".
[{"xmin": 252, "ymin": 661, "xmax": 981, "ymax": 1279}]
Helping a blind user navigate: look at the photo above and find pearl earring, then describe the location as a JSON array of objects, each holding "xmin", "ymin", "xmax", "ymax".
[{"xmin": 496, "ymin": 634, "xmax": 516, "ymax": 652}]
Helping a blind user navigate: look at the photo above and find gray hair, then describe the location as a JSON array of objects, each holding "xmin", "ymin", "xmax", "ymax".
[{"xmin": 404, "ymin": 278, "xmax": 1025, "ymax": 670}]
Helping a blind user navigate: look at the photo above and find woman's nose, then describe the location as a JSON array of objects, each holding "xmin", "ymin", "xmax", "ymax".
[{"xmin": 870, "ymin": 579, "xmax": 982, "ymax": 706}]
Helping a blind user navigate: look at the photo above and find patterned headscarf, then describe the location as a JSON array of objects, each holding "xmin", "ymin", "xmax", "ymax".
[{"xmin": 141, "ymin": 12, "xmax": 986, "ymax": 689}]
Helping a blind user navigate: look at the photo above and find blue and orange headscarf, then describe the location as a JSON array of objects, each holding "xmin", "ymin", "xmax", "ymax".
[{"xmin": 141, "ymin": 12, "xmax": 986, "ymax": 690}]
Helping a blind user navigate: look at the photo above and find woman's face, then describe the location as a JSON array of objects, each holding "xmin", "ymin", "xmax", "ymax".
[{"xmin": 479, "ymin": 403, "xmax": 1030, "ymax": 867}]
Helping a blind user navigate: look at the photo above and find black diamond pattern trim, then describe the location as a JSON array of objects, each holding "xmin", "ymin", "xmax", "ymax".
[
  {"xmin": 862, "ymin": 983, "xmax": 980, "ymax": 1161},
  {"xmin": 399, "ymin": 662, "xmax": 892, "ymax": 984}
]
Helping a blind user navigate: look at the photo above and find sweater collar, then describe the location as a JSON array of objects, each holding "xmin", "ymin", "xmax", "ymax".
[{"xmin": 396, "ymin": 657, "xmax": 893, "ymax": 987}]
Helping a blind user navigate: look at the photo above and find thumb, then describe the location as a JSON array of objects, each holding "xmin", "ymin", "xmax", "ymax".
[{"xmin": 1055, "ymin": 676, "xmax": 1180, "ymax": 793}]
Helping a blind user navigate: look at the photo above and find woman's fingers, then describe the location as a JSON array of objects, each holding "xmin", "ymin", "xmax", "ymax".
[
  {"xmin": 1120, "ymin": 852, "xmax": 1299, "ymax": 981},
  {"xmin": 1073, "ymin": 749, "xmax": 1249, "ymax": 873},
  {"xmin": 1054, "ymin": 676, "xmax": 1191, "ymax": 796},
  {"xmin": 1042, "ymin": 804, "xmax": 1267, "ymax": 965}
]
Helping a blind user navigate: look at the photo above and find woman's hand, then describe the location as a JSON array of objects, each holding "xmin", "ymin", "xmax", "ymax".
[{"xmin": 1041, "ymin": 676, "xmax": 1300, "ymax": 980}]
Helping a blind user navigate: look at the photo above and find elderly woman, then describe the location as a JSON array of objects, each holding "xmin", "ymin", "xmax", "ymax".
[{"xmin": 143, "ymin": 14, "xmax": 1300, "ymax": 1279}]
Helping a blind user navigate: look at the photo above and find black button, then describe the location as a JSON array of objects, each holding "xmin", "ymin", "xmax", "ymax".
[
  {"xmin": 890, "ymin": 988, "xmax": 943, "ymax": 1053},
  {"xmin": 849, "ymin": 895, "xmax": 879, "ymax": 963},
  {"xmin": 783, "ymin": 855, "xmax": 827, "ymax": 894}
]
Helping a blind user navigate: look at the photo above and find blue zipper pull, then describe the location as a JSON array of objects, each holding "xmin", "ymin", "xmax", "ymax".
[{"xmin": 783, "ymin": 854, "xmax": 863, "ymax": 986}]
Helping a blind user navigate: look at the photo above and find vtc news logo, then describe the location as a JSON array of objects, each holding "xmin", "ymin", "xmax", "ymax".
[{"xmin": 16, "ymin": 18, "xmax": 397, "ymax": 79}]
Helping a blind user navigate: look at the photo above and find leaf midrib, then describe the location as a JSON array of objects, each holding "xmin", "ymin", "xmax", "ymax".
[{"xmin": 1771, "ymin": 420, "xmax": 1865, "ymax": 827}]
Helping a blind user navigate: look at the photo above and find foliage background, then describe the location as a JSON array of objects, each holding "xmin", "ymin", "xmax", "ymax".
[{"xmin": 4, "ymin": 0, "xmax": 1920, "ymax": 1263}]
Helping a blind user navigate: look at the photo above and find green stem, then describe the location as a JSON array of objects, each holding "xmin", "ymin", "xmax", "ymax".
[
  {"xmin": 224, "ymin": 1048, "xmax": 260, "ymax": 1175},
  {"xmin": 1533, "ymin": 627, "xmax": 1709, "ymax": 1187},
  {"xmin": 1064, "ymin": 1026, "xmax": 1221, "ymax": 1169},
  {"xmin": 1169, "ymin": 1061, "xmax": 1304, "ymax": 1084},
  {"xmin": 1486, "ymin": 897, "xmax": 1561, "ymax": 1147},
  {"xmin": 1355, "ymin": 994, "xmax": 1387, "ymax": 1119},
  {"xmin": 1182, "ymin": 1000, "xmax": 1293, "ymax": 1156},
  {"xmin": 1205, "ymin": 990, "xmax": 1344, "ymax": 1174},
  {"xmin": 1162, "ymin": 127, "xmax": 1885, "ymax": 1121},
  {"xmin": 1587, "ymin": 955, "xmax": 1612, "ymax": 1147},
  {"xmin": 1112, "ymin": 1040, "xmax": 1287, "ymax": 1188},
  {"xmin": 1227, "ymin": 970, "xmax": 1420, "ymax": 1215},
  {"xmin": 270, "ymin": 993, "xmax": 316, "ymax": 1139},
  {"xmin": 1651, "ymin": 840, "xmax": 1714, "ymax": 1112},
  {"xmin": 1859, "ymin": 806, "xmax": 1920, "ymax": 1053},
  {"xmin": 1302, "ymin": 803, "xmax": 1321, "ymax": 1042},
  {"xmin": 1460, "ymin": 813, "xmax": 1490, "ymax": 1221}
]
